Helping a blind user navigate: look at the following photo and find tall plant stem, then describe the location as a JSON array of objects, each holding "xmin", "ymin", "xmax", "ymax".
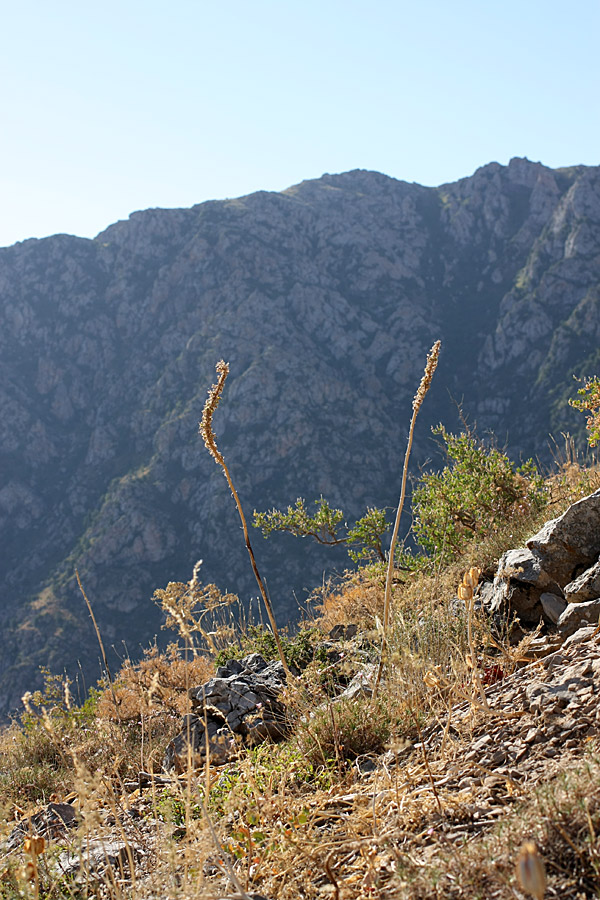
[
  {"xmin": 374, "ymin": 341, "xmax": 441, "ymax": 692},
  {"xmin": 200, "ymin": 361, "xmax": 291, "ymax": 677},
  {"xmin": 76, "ymin": 569, "xmax": 122, "ymax": 723},
  {"xmin": 221, "ymin": 455, "xmax": 291, "ymax": 676}
]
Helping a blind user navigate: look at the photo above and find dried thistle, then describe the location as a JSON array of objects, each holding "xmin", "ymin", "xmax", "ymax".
[{"xmin": 153, "ymin": 580, "xmax": 238, "ymax": 655}]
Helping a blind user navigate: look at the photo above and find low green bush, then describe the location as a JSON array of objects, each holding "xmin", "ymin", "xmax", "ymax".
[{"xmin": 411, "ymin": 425, "xmax": 546, "ymax": 564}]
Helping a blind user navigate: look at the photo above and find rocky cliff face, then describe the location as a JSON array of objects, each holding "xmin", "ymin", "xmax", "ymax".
[{"xmin": 1, "ymin": 157, "xmax": 599, "ymax": 715}]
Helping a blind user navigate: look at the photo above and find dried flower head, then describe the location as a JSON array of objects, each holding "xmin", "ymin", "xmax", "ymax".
[
  {"xmin": 24, "ymin": 836, "xmax": 45, "ymax": 857},
  {"xmin": 516, "ymin": 841, "xmax": 546, "ymax": 899},
  {"xmin": 199, "ymin": 360, "xmax": 229, "ymax": 466},
  {"xmin": 458, "ymin": 567, "xmax": 481, "ymax": 601},
  {"xmin": 189, "ymin": 558, "xmax": 203, "ymax": 590},
  {"xmin": 423, "ymin": 666, "xmax": 445, "ymax": 689},
  {"xmin": 413, "ymin": 340, "xmax": 441, "ymax": 412}
]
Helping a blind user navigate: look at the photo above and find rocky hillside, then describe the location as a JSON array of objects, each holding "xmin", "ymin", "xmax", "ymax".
[{"xmin": 1, "ymin": 157, "xmax": 600, "ymax": 715}]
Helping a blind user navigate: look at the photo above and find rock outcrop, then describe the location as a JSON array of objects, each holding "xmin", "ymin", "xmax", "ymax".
[
  {"xmin": 2, "ymin": 158, "xmax": 600, "ymax": 714},
  {"xmin": 163, "ymin": 653, "xmax": 289, "ymax": 770},
  {"xmin": 482, "ymin": 489, "xmax": 600, "ymax": 636}
]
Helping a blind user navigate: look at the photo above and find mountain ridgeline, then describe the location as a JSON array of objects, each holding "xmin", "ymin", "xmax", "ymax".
[{"xmin": 1, "ymin": 157, "xmax": 599, "ymax": 715}]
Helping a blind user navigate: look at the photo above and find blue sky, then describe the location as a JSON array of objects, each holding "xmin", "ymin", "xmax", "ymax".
[{"xmin": 1, "ymin": 0, "xmax": 598, "ymax": 247}]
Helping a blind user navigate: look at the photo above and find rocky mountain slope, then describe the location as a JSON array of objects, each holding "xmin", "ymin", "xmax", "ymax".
[{"xmin": 1, "ymin": 157, "xmax": 600, "ymax": 715}]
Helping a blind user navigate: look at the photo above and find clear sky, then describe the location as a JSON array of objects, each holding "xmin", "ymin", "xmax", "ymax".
[{"xmin": 1, "ymin": 0, "xmax": 598, "ymax": 248}]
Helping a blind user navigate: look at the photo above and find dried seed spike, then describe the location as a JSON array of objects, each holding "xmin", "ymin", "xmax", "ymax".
[
  {"xmin": 199, "ymin": 360, "xmax": 229, "ymax": 466},
  {"xmin": 198, "ymin": 360, "xmax": 291, "ymax": 676},
  {"xmin": 516, "ymin": 841, "xmax": 546, "ymax": 899},
  {"xmin": 375, "ymin": 338, "xmax": 442, "ymax": 694},
  {"xmin": 413, "ymin": 340, "xmax": 441, "ymax": 412}
]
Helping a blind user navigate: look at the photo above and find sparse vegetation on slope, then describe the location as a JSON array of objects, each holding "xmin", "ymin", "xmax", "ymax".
[{"xmin": 2, "ymin": 368, "xmax": 600, "ymax": 899}]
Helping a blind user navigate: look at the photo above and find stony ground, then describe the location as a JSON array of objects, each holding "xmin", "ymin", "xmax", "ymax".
[{"xmin": 5, "ymin": 622, "xmax": 600, "ymax": 899}]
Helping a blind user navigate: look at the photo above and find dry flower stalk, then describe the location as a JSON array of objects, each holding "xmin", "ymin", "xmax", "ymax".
[
  {"xmin": 516, "ymin": 841, "xmax": 546, "ymax": 899},
  {"xmin": 458, "ymin": 566, "xmax": 489, "ymax": 711},
  {"xmin": 200, "ymin": 360, "xmax": 229, "ymax": 467},
  {"xmin": 200, "ymin": 360, "xmax": 290, "ymax": 676},
  {"xmin": 76, "ymin": 570, "xmax": 122, "ymax": 723},
  {"xmin": 375, "ymin": 340, "xmax": 441, "ymax": 690}
]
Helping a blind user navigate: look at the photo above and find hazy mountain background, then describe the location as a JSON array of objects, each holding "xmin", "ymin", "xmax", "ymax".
[{"xmin": 1, "ymin": 156, "xmax": 599, "ymax": 716}]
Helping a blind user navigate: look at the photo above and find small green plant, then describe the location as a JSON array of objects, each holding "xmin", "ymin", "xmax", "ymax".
[
  {"xmin": 570, "ymin": 376, "xmax": 600, "ymax": 447},
  {"xmin": 214, "ymin": 625, "xmax": 326, "ymax": 671},
  {"xmin": 297, "ymin": 695, "xmax": 408, "ymax": 767},
  {"xmin": 253, "ymin": 497, "xmax": 389, "ymax": 562},
  {"xmin": 412, "ymin": 425, "xmax": 545, "ymax": 564}
]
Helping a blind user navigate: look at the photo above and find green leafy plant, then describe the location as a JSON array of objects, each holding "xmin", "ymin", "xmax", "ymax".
[
  {"xmin": 570, "ymin": 376, "xmax": 600, "ymax": 447},
  {"xmin": 253, "ymin": 497, "xmax": 389, "ymax": 562},
  {"xmin": 412, "ymin": 425, "xmax": 545, "ymax": 564}
]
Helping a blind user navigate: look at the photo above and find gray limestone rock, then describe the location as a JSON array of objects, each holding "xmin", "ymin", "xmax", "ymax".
[
  {"xmin": 557, "ymin": 598, "xmax": 600, "ymax": 638},
  {"xmin": 5, "ymin": 802, "xmax": 77, "ymax": 851},
  {"xmin": 540, "ymin": 592, "xmax": 567, "ymax": 624},
  {"xmin": 335, "ymin": 663, "xmax": 377, "ymax": 701},
  {"xmin": 565, "ymin": 559, "xmax": 600, "ymax": 603},
  {"xmin": 164, "ymin": 654, "xmax": 289, "ymax": 771},
  {"xmin": 485, "ymin": 547, "xmax": 563, "ymax": 625},
  {"xmin": 527, "ymin": 489, "xmax": 600, "ymax": 585},
  {"xmin": 57, "ymin": 840, "xmax": 144, "ymax": 880}
]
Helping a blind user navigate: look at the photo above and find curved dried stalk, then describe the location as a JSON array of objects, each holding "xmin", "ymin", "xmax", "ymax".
[
  {"xmin": 200, "ymin": 361, "xmax": 291, "ymax": 676},
  {"xmin": 374, "ymin": 340, "xmax": 441, "ymax": 692},
  {"xmin": 76, "ymin": 569, "xmax": 122, "ymax": 723}
]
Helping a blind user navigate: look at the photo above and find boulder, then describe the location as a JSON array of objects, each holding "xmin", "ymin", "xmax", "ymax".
[
  {"xmin": 335, "ymin": 663, "xmax": 377, "ymax": 701},
  {"xmin": 557, "ymin": 599, "xmax": 600, "ymax": 638},
  {"xmin": 5, "ymin": 802, "xmax": 77, "ymax": 851},
  {"xmin": 163, "ymin": 654, "xmax": 289, "ymax": 771},
  {"xmin": 526, "ymin": 488, "xmax": 600, "ymax": 585},
  {"xmin": 57, "ymin": 840, "xmax": 144, "ymax": 880},
  {"xmin": 328, "ymin": 623, "xmax": 359, "ymax": 641},
  {"xmin": 484, "ymin": 548, "xmax": 563, "ymax": 625},
  {"xmin": 565, "ymin": 559, "xmax": 600, "ymax": 603}
]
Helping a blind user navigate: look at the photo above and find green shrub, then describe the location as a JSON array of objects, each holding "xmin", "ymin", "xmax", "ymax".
[
  {"xmin": 570, "ymin": 376, "xmax": 600, "ymax": 447},
  {"xmin": 253, "ymin": 497, "xmax": 389, "ymax": 562},
  {"xmin": 412, "ymin": 425, "xmax": 545, "ymax": 564},
  {"xmin": 297, "ymin": 695, "xmax": 410, "ymax": 767}
]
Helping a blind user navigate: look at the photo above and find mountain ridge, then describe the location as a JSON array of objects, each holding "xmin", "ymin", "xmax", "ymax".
[{"xmin": 1, "ymin": 156, "xmax": 599, "ymax": 715}]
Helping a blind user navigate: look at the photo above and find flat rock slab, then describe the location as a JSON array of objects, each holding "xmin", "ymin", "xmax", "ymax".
[
  {"xmin": 540, "ymin": 592, "xmax": 567, "ymax": 624},
  {"xmin": 5, "ymin": 802, "xmax": 78, "ymax": 851},
  {"xmin": 57, "ymin": 839, "xmax": 144, "ymax": 880}
]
